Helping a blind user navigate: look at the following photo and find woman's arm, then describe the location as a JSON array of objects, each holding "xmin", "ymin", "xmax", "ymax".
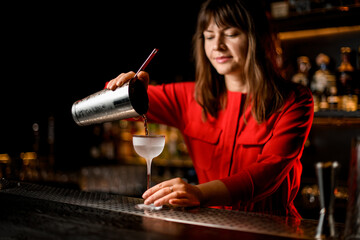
[{"xmin": 107, "ymin": 71, "xmax": 192, "ymax": 130}]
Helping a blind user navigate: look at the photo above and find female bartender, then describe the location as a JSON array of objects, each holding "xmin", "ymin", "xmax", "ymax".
[{"xmin": 107, "ymin": 0, "xmax": 313, "ymax": 218}]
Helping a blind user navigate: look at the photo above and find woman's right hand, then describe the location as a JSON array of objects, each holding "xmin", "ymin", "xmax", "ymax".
[{"xmin": 106, "ymin": 71, "xmax": 150, "ymax": 91}]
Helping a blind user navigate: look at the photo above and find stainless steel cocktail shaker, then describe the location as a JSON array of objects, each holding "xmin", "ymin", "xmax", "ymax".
[{"xmin": 71, "ymin": 78, "xmax": 148, "ymax": 126}]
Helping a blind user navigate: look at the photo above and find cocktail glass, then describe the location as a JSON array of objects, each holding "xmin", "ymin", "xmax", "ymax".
[{"xmin": 133, "ymin": 135, "xmax": 165, "ymax": 210}]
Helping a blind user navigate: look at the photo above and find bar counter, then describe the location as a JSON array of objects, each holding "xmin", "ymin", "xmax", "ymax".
[{"xmin": 0, "ymin": 179, "xmax": 343, "ymax": 239}]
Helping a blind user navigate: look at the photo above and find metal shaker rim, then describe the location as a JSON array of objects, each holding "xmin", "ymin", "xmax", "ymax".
[{"xmin": 128, "ymin": 78, "xmax": 149, "ymax": 116}]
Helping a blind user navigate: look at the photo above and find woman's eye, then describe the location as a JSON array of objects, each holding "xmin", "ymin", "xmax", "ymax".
[
  {"xmin": 204, "ymin": 35, "xmax": 214, "ymax": 40},
  {"xmin": 225, "ymin": 33, "xmax": 238, "ymax": 37}
]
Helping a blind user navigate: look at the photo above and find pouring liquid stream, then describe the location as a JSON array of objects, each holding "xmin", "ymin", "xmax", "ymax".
[{"xmin": 142, "ymin": 114, "xmax": 149, "ymax": 136}]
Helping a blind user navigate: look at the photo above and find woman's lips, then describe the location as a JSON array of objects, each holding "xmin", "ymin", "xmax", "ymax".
[{"xmin": 215, "ymin": 56, "xmax": 231, "ymax": 63}]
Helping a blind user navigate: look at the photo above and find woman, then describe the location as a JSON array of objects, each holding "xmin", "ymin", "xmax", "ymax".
[{"xmin": 107, "ymin": 0, "xmax": 313, "ymax": 218}]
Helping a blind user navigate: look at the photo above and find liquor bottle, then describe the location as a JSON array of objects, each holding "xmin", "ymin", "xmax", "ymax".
[
  {"xmin": 358, "ymin": 46, "xmax": 360, "ymax": 70},
  {"xmin": 319, "ymin": 94, "xmax": 329, "ymax": 111},
  {"xmin": 337, "ymin": 47, "xmax": 356, "ymax": 111},
  {"xmin": 337, "ymin": 47, "xmax": 354, "ymax": 96},
  {"xmin": 356, "ymin": 45, "xmax": 360, "ymax": 110},
  {"xmin": 311, "ymin": 53, "xmax": 336, "ymax": 111},
  {"xmin": 292, "ymin": 56, "xmax": 311, "ymax": 87},
  {"xmin": 327, "ymin": 86, "xmax": 339, "ymax": 111}
]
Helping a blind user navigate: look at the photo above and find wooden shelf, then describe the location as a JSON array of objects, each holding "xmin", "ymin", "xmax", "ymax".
[
  {"xmin": 278, "ymin": 25, "xmax": 360, "ymax": 40},
  {"xmin": 272, "ymin": 5, "xmax": 360, "ymax": 32},
  {"xmin": 314, "ymin": 110, "xmax": 360, "ymax": 118},
  {"xmin": 313, "ymin": 111, "xmax": 360, "ymax": 125}
]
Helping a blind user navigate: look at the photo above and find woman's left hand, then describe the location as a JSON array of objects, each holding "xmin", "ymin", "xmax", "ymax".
[{"xmin": 142, "ymin": 178, "xmax": 203, "ymax": 207}]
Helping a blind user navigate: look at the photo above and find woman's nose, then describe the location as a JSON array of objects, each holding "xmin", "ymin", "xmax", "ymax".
[{"xmin": 213, "ymin": 36, "xmax": 226, "ymax": 51}]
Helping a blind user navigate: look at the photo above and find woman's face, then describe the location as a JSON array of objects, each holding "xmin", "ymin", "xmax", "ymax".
[{"xmin": 203, "ymin": 18, "xmax": 248, "ymax": 78}]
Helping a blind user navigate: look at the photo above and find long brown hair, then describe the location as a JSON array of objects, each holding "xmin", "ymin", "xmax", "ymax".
[{"xmin": 193, "ymin": 0, "xmax": 288, "ymax": 122}]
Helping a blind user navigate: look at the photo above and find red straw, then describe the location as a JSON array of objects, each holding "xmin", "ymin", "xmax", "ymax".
[{"xmin": 134, "ymin": 48, "xmax": 159, "ymax": 78}]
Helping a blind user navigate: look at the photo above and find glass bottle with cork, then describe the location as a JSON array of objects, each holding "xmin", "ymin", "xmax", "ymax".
[
  {"xmin": 292, "ymin": 56, "xmax": 311, "ymax": 87},
  {"xmin": 337, "ymin": 47, "xmax": 357, "ymax": 111},
  {"xmin": 311, "ymin": 53, "xmax": 336, "ymax": 111}
]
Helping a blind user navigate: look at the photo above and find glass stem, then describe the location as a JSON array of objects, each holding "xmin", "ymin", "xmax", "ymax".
[{"xmin": 146, "ymin": 158, "xmax": 152, "ymax": 190}]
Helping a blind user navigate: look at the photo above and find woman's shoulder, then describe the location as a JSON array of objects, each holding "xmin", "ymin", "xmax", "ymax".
[
  {"xmin": 283, "ymin": 82, "xmax": 314, "ymax": 112},
  {"xmin": 285, "ymin": 82, "xmax": 313, "ymax": 103}
]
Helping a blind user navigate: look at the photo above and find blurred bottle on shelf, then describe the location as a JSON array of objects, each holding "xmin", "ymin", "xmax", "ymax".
[
  {"xmin": 32, "ymin": 122, "xmax": 40, "ymax": 154},
  {"xmin": 101, "ymin": 122, "xmax": 115, "ymax": 160},
  {"xmin": 287, "ymin": 0, "xmax": 359, "ymax": 15},
  {"xmin": 289, "ymin": 0, "xmax": 311, "ymax": 14},
  {"xmin": 19, "ymin": 152, "xmax": 39, "ymax": 181},
  {"xmin": 319, "ymin": 95, "xmax": 329, "ymax": 111},
  {"xmin": 327, "ymin": 86, "xmax": 339, "ymax": 111},
  {"xmin": 292, "ymin": 56, "xmax": 311, "ymax": 87},
  {"xmin": 87, "ymin": 119, "xmax": 190, "ymax": 169},
  {"xmin": 271, "ymin": 1, "xmax": 290, "ymax": 19},
  {"xmin": 311, "ymin": 53, "xmax": 336, "ymax": 111},
  {"xmin": 0, "ymin": 154, "xmax": 10, "ymax": 178},
  {"xmin": 358, "ymin": 45, "xmax": 360, "ymax": 70},
  {"xmin": 117, "ymin": 121, "xmax": 135, "ymax": 161},
  {"xmin": 47, "ymin": 115, "xmax": 55, "ymax": 168},
  {"xmin": 337, "ymin": 47, "xmax": 357, "ymax": 111},
  {"xmin": 337, "ymin": 47, "xmax": 354, "ymax": 95},
  {"xmin": 357, "ymin": 45, "xmax": 360, "ymax": 109}
]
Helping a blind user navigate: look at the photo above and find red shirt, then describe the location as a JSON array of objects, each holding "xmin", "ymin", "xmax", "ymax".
[{"xmin": 146, "ymin": 82, "xmax": 314, "ymax": 218}]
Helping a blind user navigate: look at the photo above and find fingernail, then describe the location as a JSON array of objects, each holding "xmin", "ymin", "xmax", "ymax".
[{"xmin": 142, "ymin": 190, "xmax": 149, "ymax": 198}]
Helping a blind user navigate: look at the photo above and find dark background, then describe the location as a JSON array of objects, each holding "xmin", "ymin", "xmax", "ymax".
[
  {"xmin": 1, "ymin": 2, "xmax": 359, "ymax": 224},
  {"xmin": 1, "ymin": 1, "xmax": 359, "ymax": 173},
  {"xmin": 0, "ymin": 2, "xmax": 204, "ymax": 169}
]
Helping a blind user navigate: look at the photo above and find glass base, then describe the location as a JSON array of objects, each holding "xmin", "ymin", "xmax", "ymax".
[{"xmin": 135, "ymin": 203, "xmax": 163, "ymax": 211}]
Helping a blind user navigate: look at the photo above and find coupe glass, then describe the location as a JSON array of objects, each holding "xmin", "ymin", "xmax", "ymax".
[{"xmin": 133, "ymin": 135, "xmax": 165, "ymax": 210}]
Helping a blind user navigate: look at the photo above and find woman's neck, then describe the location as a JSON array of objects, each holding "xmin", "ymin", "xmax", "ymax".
[{"xmin": 225, "ymin": 74, "xmax": 248, "ymax": 93}]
